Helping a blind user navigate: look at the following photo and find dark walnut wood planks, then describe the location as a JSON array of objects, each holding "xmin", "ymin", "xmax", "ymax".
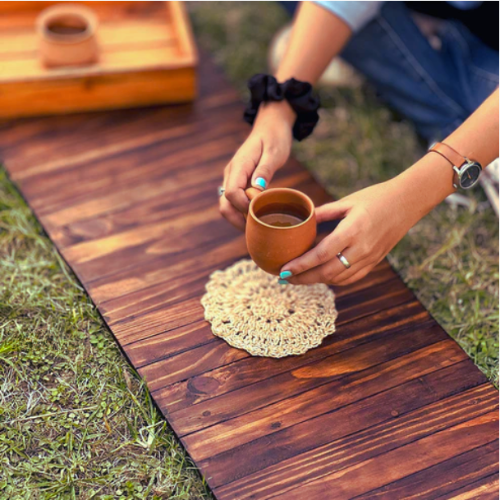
[{"xmin": 1, "ymin": 55, "xmax": 498, "ymax": 500}]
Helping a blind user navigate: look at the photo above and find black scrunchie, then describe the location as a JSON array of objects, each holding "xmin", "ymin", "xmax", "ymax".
[{"xmin": 243, "ymin": 74, "xmax": 320, "ymax": 141}]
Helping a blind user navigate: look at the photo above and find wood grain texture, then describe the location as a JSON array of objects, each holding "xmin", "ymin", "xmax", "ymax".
[
  {"xmin": 1, "ymin": 55, "xmax": 497, "ymax": 499},
  {"xmin": 0, "ymin": 1, "xmax": 197, "ymax": 118}
]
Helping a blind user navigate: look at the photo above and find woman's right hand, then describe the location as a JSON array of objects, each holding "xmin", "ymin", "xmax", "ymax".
[{"xmin": 219, "ymin": 101, "xmax": 295, "ymax": 230}]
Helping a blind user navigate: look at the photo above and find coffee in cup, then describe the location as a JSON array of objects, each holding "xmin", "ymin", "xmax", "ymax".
[{"xmin": 245, "ymin": 187, "xmax": 316, "ymax": 275}]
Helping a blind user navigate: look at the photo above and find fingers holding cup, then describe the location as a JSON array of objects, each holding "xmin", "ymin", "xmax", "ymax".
[{"xmin": 286, "ymin": 247, "xmax": 364, "ymax": 285}]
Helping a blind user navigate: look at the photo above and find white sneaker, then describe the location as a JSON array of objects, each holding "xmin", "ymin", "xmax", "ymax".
[{"xmin": 480, "ymin": 158, "xmax": 499, "ymax": 216}]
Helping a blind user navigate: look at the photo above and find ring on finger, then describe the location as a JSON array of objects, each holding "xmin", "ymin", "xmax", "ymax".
[{"xmin": 337, "ymin": 251, "xmax": 351, "ymax": 269}]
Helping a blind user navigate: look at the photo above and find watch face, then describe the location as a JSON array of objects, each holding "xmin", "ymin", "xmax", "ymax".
[{"xmin": 460, "ymin": 163, "xmax": 482, "ymax": 189}]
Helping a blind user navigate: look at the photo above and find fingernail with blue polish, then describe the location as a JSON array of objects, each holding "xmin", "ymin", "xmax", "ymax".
[
  {"xmin": 278, "ymin": 279, "xmax": 289, "ymax": 285},
  {"xmin": 280, "ymin": 270, "xmax": 292, "ymax": 280},
  {"xmin": 254, "ymin": 177, "xmax": 267, "ymax": 189}
]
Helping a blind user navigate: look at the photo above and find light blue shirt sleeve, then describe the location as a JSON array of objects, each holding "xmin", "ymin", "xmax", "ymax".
[
  {"xmin": 314, "ymin": 1, "xmax": 384, "ymax": 32},
  {"xmin": 449, "ymin": 1, "xmax": 483, "ymax": 9}
]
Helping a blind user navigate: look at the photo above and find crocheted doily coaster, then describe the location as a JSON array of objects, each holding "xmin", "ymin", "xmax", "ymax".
[{"xmin": 201, "ymin": 259, "xmax": 338, "ymax": 358}]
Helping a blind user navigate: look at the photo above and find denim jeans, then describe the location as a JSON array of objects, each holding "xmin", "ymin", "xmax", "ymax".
[{"xmin": 279, "ymin": 2, "xmax": 499, "ymax": 141}]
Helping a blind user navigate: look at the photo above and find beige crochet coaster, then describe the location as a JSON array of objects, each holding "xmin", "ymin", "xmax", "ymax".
[{"xmin": 201, "ymin": 259, "xmax": 338, "ymax": 358}]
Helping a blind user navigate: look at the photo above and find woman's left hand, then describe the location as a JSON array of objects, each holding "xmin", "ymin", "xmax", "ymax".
[{"xmin": 281, "ymin": 177, "xmax": 426, "ymax": 286}]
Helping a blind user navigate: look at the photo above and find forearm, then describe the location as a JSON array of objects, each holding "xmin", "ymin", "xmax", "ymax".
[
  {"xmin": 257, "ymin": 2, "xmax": 352, "ymax": 127},
  {"xmin": 395, "ymin": 88, "xmax": 499, "ymax": 221},
  {"xmin": 275, "ymin": 2, "xmax": 352, "ymax": 83},
  {"xmin": 445, "ymin": 88, "xmax": 499, "ymax": 167}
]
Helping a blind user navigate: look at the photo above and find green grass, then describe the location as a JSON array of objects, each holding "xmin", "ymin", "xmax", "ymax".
[
  {"xmin": 0, "ymin": 2, "xmax": 498, "ymax": 499},
  {"xmin": 0, "ymin": 168, "xmax": 212, "ymax": 499}
]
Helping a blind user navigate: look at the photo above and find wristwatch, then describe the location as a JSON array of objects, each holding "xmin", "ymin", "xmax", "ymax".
[{"xmin": 429, "ymin": 142, "xmax": 482, "ymax": 189}]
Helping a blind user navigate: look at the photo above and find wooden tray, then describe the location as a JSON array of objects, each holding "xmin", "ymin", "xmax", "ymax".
[{"xmin": 0, "ymin": 1, "xmax": 198, "ymax": 118}]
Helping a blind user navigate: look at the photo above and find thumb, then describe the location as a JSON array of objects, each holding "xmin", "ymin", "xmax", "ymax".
[
  {"xmin": 315, "ymin": 200, "xmax": 350, "ymax": 223},
  {"xmin": 251, "ymin": 150, "xmax": 287, "ymax": 190}
]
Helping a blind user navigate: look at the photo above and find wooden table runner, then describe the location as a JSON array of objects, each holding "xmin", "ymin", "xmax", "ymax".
[{"xmin": 1, "ymin": 57, "xmax": 498, "ymax": 499}]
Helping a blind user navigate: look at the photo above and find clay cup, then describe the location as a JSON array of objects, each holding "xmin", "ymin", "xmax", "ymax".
[
  {"xmin": 245, "ymin": 187, "xmax": 316, "ymax": 275},
  {"xmin": 37, "ymin": 4, "xmax": 99, "ymax": 68}
]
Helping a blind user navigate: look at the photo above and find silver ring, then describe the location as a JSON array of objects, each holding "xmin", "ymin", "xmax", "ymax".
[
  {"xmin": 337, "ymin": 252, "xmax": 351, "ymax": 269},
  {"xmin": 218, "ymin": 186, "xmax": 225, "ymax": 197}
]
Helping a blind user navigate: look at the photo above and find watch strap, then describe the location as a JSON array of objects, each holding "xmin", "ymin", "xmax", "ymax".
[{"xmin": 429, "ymin": 142, "xmax": 466, "ymax": 168}]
